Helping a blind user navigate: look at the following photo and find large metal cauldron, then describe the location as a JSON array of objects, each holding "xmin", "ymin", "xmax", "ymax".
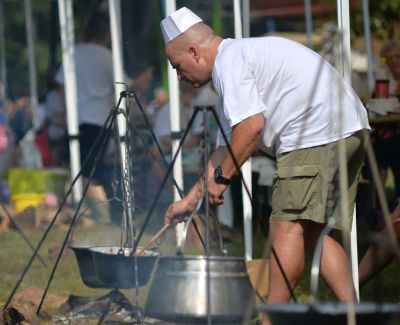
[
  {"xmin": 71, "ymin": 245, "xmax": 159, "ymax": 289},
  {"xmin": 256, "ymin": 302, "xmax": 400, "ymax": 325},
  {"xmin": 144, "ymin": 255, "xmax": 256, "ymax": 324}
]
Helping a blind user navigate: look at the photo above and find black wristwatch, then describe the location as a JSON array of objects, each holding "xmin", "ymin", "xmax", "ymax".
[{"xmin": 214, "ymin": 166, "xmax": 232, "ymax": 185}]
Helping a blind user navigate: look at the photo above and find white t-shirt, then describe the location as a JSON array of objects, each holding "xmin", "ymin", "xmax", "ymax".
[
  {"xmin": 153, "ymin": 103, "xmax": 172, "ymax": 141},
  {"xmin": 56, "ymin": 43, "xmax": 115, "ymax": 127},
  {"xmin": 212, "ymin": 37, "xmax": 370, "ymax": 156},
  {"xmin": 44, "ymin": 89, "xmax": 66, "ymax": 141},
  {"xmin": 153, "ymin": 102, "xmax": 199, "ymax": 167},
  {"xmin": 190, "ymin": 84, "xmax": 223, "ymax": 150}
]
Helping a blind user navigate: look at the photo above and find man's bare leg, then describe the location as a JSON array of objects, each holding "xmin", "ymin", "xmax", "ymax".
[
  {"xmin": 267, "ymin": 220, "xmax": 306, "ymax": 303},
  {"xmin": 304, "ymin": 221, "xmax": 355, "ymax": 301},
  {"xmin": 262, "ymin": 220, "xmax": 306, "ymax": 325},
  {"xmin": 358, "ymin": 231, "xmax": 393, "ymax": 288}
]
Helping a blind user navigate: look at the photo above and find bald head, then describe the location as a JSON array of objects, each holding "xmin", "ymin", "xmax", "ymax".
[
  {"xmin": 166, "ymin": 22, "xmax": 215, "ymax": 52},
  {"xmin": 164, "ymin": 22, "xmax": 222, "ymax": 88}
]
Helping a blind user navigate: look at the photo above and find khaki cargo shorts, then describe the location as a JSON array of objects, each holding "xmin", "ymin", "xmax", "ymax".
[{"xmin": 270, "ymin": 129, "xmax": 368, "ymax": 232}]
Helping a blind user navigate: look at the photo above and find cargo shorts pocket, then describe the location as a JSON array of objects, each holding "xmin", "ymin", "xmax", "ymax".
[{"xmin": 275, "ymin": 165, "xmax": 320, "ymax": 211}]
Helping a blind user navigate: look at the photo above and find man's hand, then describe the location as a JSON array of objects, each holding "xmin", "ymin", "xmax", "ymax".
[
  {"xmin": 164, "ymin": 198, "xmax": 193, "ymax": 225},
  {"xmin": 208, "ymin": 176, "xmax": 228, "ymax": 206}
]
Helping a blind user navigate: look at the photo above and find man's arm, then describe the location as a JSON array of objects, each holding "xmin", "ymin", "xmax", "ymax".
[
  {"xmin": 164, "ymin": 112, "xmax": 264, "ymax": 224},
  {"xmin": 164, "ymin": 146, "xmax": 228, "ymax": 224},
  {"xmin": 208, "ymin": 113, "xmax": 265, "ymax": 205}
]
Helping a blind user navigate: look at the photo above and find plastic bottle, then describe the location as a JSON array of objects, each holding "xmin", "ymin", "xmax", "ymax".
[{"xmin": 374, "ymin": 57, "xmax": 390, "ymax": 98}]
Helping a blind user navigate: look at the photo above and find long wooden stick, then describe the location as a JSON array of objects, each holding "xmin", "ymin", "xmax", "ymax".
[{"xmin": 137, "ymin": 224, "xmax": 170, "ymax": 256}]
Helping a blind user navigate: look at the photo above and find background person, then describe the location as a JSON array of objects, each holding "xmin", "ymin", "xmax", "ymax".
[
  {"xmin": 44, "ymin": 72, "xmax": 68, "ymax": 167},
  {"xmin": 370, "ymin": 41, "xmax": 400, "ymax": 225},
  {"xmin": 151, "ymin": 82, "xmax": 200, "ymax": 194},
  {"xmin": 56, "ymin": 11, "xmax": 153, "ymax": 224},
  {"xmin": 359, "ymin": 203, "xmax": 400, "ymax": 288},
  {"xmin": 160, "ymin": 7, "xmax": 370, "ymax": 317}
]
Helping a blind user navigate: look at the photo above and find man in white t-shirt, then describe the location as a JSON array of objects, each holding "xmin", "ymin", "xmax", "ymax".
[{"xmin": 160, "ymin": 7, "xmax": 370, "ymax": 311}]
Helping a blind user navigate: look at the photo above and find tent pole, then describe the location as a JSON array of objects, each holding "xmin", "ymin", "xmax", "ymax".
[
  {"xmin": 242, "ymin": 0, "xmax": 250, "ymax": 38},
  {"xmin": 362, "ymin": 0, "xmax": 374, "ymax": 94},
  {"xmin": 58, "ymin": 0, "xmax": 82, "ymax": 203},
  {"xmin": 234, "ymin": 0, "xmax": 253, "ymax": 261},
  {"xmin": 337, "ymin": 0, "xmax": 360, "ymax": 312},
  {"xmin": 165, "ymin": 0, "xmax": 185, "ymax": 248},
  {"xmin": 0, "ymin": 0, "xmax": 6, "ymax": 99},
  {"xmin": 23, "ymin": 0, "xmax": 38, "ymax": 129},
  {"xmin": 304, "ymin": 0, "xmax": 313, "ymax": 49}
]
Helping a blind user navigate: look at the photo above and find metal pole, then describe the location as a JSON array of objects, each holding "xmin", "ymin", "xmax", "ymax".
[
  {"xmin": 58, "ymin": 0, "xmax": 82, "ymax": 203},
  {"xmin": 242, "ymin": 0, "xmax": 250, "ymax": 38},
  {"xmin": 362, "ymin": 0, "xmax": 374, "ymax": 94},
  {"xmin": 337, "ymin": 0, "xmax": 359, "ymax": 314},
  {"xmin": 304, "ymin": 0, "xmax": 313, "ymax": 49},
  {"xmin": 0, "ymin": 0, "xmax": 6, "ymax": 99},
  {"xmin": 108, "ymin": 0, "xmax": 134, "ymax": 241},
  {"xmin": 337, "ymin": 0, "xmax": 352, "ymax": 82},
  {"xmin": 234, "ymin": 0, "xmax": 253, "ymax": 261},
  {"xmin": 233, "ymin": 0, "xmax": 243, "ymax": 38},
  {"xmin": 165, "ymin": 0, "xmax": 184, "ymax": 248},
  {"xmin": 24, "ymin": 0, "xmax": 38, "ymax": 129}
]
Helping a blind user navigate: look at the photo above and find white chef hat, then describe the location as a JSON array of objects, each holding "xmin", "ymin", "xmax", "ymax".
[{"xmin": 160, "ymin": 7, "xmax": 203, "ymax": 45}]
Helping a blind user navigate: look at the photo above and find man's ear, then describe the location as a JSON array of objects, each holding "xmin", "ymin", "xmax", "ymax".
[{"xmin": 189, "ymin": 46, "xmax": 200, "ymax": 63}]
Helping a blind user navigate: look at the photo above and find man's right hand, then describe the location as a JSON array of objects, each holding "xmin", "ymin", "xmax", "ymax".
[{"xmin": 164, "ymin": 198, "xmax": 194, "ymax": 225}]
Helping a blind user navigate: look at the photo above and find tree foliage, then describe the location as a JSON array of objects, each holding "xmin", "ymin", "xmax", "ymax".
[
  {"xmin": 2, "ymin": 0, "xmax": 400, "ymax": 100},
  {"xmin": 369, "ymin": 0, "xmax": 400, "ymax": 39}
]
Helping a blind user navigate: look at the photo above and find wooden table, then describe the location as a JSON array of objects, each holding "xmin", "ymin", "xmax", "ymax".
[{"xmin": 369, "ymin": 113, "xmax": 400, "ymax": 128}]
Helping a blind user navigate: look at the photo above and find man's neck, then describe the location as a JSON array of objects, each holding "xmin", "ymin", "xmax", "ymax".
[{"xmin": 208, "ymin": 36, "xmax": 224, "ymax": 64}]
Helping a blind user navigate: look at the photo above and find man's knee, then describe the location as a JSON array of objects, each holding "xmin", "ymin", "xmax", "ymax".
[{"xmin": 269, "ymin": 219, "xmax": 306, "ymax": 241}]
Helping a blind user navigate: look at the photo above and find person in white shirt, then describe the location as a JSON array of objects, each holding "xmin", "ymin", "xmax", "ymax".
[
  {"xmin": 160, "ymin": 7, "xmax": 370, "ymax": 314},
  {"xmin": 152, "ymin": 83, "xmax": 200, "ymax": 188},
  {"xmin": 56, "ymin": 12, "xmax": 152, "ymax": 224},
  {"xmin": 55, "ymin": 12, "xmax": 120, "ymax": 224}
]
